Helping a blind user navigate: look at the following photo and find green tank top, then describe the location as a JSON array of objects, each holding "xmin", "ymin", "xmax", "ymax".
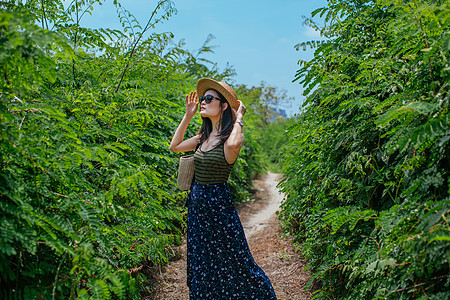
[{"xmin": 194, "ymin": 143, "xmax": 234, "ymax": 184}]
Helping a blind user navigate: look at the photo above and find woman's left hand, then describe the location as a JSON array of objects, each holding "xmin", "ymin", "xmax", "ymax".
[{"xmin": 234, "ymin": 100, "xmax": 246, "ymax": 121}]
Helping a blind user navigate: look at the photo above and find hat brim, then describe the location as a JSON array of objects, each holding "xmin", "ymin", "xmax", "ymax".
[{"xmin": 197, "ymin": 78, "xmax": 239, "ymax": 119}]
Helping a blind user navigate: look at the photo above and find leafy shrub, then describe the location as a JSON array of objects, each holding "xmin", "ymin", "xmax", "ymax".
[
  {"xmin": 235, "ymin": 83, "xmax": 295, "ymax": 174},
  {"xmin": 0, "ymin": 0, "xmax": 264, "ymax": 298},
  {"xmin": 258, "ymin": 117, "xmax": 296, "ymax": 172},
  {"xmin": 280, "ymin": 0, "xmax": 450, "ymax": 299}
]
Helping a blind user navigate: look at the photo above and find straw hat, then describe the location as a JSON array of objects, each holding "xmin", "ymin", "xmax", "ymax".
[{"xmin": 197, "ymin": 78, "xmax": 239, "ymax": 118}]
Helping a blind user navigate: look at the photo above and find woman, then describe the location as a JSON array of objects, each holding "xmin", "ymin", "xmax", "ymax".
[{"xmin": 170, "ymin": 78, "xmax": 277, "ymax": 299}]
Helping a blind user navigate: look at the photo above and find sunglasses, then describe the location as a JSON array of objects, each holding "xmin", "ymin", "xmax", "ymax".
[{"xmin": 199, "ymin": 95, "xmax": 221, "ymax": 104}]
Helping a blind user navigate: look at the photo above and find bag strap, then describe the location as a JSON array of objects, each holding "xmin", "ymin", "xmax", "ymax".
[{"xmin": 191, "ymin": 142, "xmax": 200, "ymax": 186}]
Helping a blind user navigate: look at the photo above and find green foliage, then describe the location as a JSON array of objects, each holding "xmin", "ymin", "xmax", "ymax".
[
  {"xmin": 258, "ymin": 117, "xmax": 296, "ymax": 173},
  {"xmin": 235, "ymin": 83, "xmax": 294, "ymax": 173},
  {"xmin": 0, "ymin": 0, "xmax": 265, "ymax": 297},
  {"xmin": 280, "ymin": 0, "xmax": 450, "ymax": 298}
]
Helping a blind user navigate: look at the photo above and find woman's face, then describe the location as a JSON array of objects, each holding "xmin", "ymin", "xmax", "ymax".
[{"xmin": 199, "ymin": 89, "xmax": 227, "ymax": 119}]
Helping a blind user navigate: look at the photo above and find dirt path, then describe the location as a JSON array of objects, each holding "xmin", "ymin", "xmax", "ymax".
[
  {"xmin": 150, "ymin": 172, "xmax": 311, "ymax": 299},
  {"xmin": 241, "ymin": 172, "xmax": 284, "ymax": 238}
]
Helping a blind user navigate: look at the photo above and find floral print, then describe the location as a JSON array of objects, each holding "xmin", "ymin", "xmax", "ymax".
[{"xmin": 186, "ymin": 181, "xmax": 277, "ymax": 299}]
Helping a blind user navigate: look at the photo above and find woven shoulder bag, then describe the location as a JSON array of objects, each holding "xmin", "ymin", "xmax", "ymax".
[{"xmin": 177, "ymin": 155, "xmax": 195, "ymax": 190}]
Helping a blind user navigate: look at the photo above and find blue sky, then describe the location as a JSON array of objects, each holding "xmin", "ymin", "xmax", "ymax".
[{"xmin": 81, "ymin": 0, "xmax": 328, "ymax": 115}]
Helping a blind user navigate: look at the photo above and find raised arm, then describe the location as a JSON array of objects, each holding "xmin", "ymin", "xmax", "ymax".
[
  {"xmin": 224, "ymin": 100, "xmax": 246, "ymax": 164},
  {"xmin": 169, "ymin": 91, "xmax": 201, "ymax": 152}
]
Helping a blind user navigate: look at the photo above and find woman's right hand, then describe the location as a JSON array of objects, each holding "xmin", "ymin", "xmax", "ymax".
[
  {"xmin": 185, "ymin": 91, "xmax": 199, "ymax": 118},
  {"xmin": 170, "ymin": 91, "xmax": 200, "ymax": 152}
]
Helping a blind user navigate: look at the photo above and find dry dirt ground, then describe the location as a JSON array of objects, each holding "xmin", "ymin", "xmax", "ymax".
[{"xmin": 148, "ymin": 173, "xmax": 312, "ymax": 300}]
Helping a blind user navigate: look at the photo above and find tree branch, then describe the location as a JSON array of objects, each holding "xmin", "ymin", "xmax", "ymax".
[
  {"xmin": 41, "ymin": 0, "xmax": 49, "ymax": 30},
  {"xmin": 115, "ymin": 0, "xmax": 170, "ymax": 93},
  {"xmin": 72, "ymin": 0, "xmax": 79, "ymax": 85},
  {"xmin": 392, "ymin": 276, "xmax": 447, "ymax": 294}
]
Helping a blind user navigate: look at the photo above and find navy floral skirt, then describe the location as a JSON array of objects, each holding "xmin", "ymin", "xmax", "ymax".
[{"xmin": 186, "ymin": 181, "xmax": 277, "ymax": 300}]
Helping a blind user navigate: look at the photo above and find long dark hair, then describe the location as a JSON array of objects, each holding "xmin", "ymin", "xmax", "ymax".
[{"xmin": 198, "ymin": 89, "xmax": 234, "ymax": 145}]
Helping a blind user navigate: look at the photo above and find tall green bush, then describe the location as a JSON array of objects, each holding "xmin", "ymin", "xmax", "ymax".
[
  {"xmin": 235, "ymin": 83, "xmax": 294, "ymax": 173},
  {"xmin": 0, "ymin": 0, "xmax": 264, "ymax": 298},
  {"xmin": 280, "ymin": 0, "xmax": 449, "ymax": 298},
  {"xmin": 258, "ymin": 117, "xmax": 295, "ymax": 172}
]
